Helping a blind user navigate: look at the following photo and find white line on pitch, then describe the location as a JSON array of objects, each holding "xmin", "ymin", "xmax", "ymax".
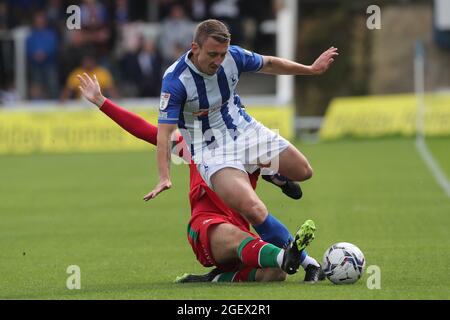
[{"xmin": 416, "ymin": 137, "xmax": 450, "ymax": 198}]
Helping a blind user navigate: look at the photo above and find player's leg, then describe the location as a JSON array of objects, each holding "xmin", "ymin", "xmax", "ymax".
[
  {"xmin": 211, "ymin": 267, "xmax": 287, "ymax": 283},
  {"xmin": 176, "ymin": 220, "xmax": 289, "ymax": 283},
  {"xmin": 209, "ymin": 221, "xmax": 320, "ymax": 281},
  {"xmin": 208, "ymin": 223, "xmax": 262, "ymax": 264},
  {"xmin": 210, "ymin": 167, "xmax": 269, "ymax": 225},
  {"xmin": 276, "ymin": 144, "xmax": 314, "ymax": 182},
  {"xmin": 209, "ymin": 222, "xmax": 315, "ymax": 274},
  {"xmin": 256, "ymin": 268, "xmax": 287, "ymax": 282},
  {"xmin": 177, "ymin": 223, "xmax": 293, "ymax": 283},
  {"xmin": 241, "ymin": 120, "xmax": 312, "ymax": 183},
  {"xmin": 175, "ymin": 266, "xmax": 286, "ymax": 283},
  {"xmin": 176, "ymin": 220, "xmax": 320, "ymax": 283},
  {"xmin": 210, "ymin": 167, "xmax": 295, "ymax": 249},
  {"xmin": 210, "ymin": 167, "xmax": 315, "ymax": 250}
]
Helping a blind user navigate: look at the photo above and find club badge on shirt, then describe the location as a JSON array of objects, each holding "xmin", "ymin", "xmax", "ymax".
[{"xmin": 160, "ymin": 92, "xmax": 171, "ymax": 110}]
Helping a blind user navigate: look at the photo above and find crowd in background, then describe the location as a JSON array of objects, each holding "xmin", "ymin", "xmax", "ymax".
[{"xmin": 0, "ymin": 0, "xmax": 279, "ymax": 104}]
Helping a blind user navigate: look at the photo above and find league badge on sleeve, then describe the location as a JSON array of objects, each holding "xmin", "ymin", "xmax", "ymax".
[{"xmin": 160, "ymin": 92, "xmax": 171, "ymax": 110}]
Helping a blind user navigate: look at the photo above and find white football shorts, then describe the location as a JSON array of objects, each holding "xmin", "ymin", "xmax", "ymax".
[{"xmin": 194, "ymin": 120, "xmax": 290, "ymax": 188}]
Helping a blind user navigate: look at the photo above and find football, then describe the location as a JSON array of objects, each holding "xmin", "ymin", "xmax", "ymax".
[{"xmin": 322, "ymin": 242, "xmax": 366, "ymax": 285}]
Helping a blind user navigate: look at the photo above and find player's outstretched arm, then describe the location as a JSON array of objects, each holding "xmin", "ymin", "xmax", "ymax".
[
  {"xmin": 259, "ymin": 46, "xmax": 339, "ymax": 76},
  {"xmin": 143, "ymin": 123, "xmax": 177, "ymax": 201},
  {"xmin": 78, "ymin": 73, "xmax": 188, "ymax": 160},
  {"xmin": 78, "ymin": 72, "xmax": 160, "ymax": 145}
]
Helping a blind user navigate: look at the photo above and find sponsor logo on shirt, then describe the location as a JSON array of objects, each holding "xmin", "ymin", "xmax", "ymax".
[
  {"xmin": 192, "ymin": 109, "xmax": 210, "ymax": 117},
  {"xmin": 192, "ymin": 104, "xmax": 225, "ymax": 117},
  {"xmin": 202, "ymin": 218, "xmax": 213, "ymax": 225}
]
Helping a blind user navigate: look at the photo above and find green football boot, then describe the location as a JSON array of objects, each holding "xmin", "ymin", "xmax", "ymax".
[{"xmin": 281, "ymin": 219, "xmax": 316, "ymax": 275}]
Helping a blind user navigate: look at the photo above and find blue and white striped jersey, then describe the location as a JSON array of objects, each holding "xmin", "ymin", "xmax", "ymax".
[{"xmin": 158, "ymin": 45, "xmax": 263, "ymax": 156}]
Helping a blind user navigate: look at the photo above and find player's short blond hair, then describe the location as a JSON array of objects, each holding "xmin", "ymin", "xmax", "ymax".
[{"xmin": 193, "ymin": 19, "xmax": 231, "ymax": 46}]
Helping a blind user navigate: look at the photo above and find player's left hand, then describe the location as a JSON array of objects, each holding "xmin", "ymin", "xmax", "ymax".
[
  {"xmin": 143, "ymin": 179, "xmax": 172, "ymax": 201},
  {"xmin": 310, "ymin": 46, "xmax": 339, "ymax": 75}
]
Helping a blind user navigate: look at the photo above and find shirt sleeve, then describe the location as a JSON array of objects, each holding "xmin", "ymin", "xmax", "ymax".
[
  {"xmin": 158, "ymin": 77, "xmax": 186, "ymax": 125},
  {"xmin": 229, "ymin": 45, "xmax": 264, "ymax": 74}
]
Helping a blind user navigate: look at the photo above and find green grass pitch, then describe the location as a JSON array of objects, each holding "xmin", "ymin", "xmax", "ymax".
[{"xmin": 1, "ymin": 138, "xmax": 449, "ymax": 299}]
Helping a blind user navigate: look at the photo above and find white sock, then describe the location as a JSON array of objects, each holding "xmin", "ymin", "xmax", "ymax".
[
  {"xmin": 277, "ymin": 250, "xmax": 284, "ymax": 268},
  {"xmin": 301, "ymin": 255, "xmax": 320, "ymax": 269}
]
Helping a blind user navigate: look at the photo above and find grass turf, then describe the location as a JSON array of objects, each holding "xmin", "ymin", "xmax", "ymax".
[{"xmin": 0, "ymin": 138, "xmax": 449, "ymax": 299}]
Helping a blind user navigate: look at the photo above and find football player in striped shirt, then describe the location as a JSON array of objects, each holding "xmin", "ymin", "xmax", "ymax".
[
  {"xmin": 144, "ymin": 20, "xmax": 338, "ymax": 263},
  {"xmin": 78, "ymin": 73, "xmax": 325, "ymax": 283}
]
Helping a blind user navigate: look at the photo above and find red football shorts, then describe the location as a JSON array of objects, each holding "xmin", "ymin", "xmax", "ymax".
[{"xmin": 187, "ymin": 195, "xmax": 257, "ymax": 271}]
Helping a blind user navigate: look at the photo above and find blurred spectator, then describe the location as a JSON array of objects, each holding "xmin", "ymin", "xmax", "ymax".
[
  {"xmin": 7, "ymin": 0, "xmax": 46, "ymax": 27},
  {"xmin": 0, "ymin": 0, "xmax": 279, "ymax": 101},
  {"xmin": 120, "ymin": 37, "xmax": 162, "ymax": 97},
  {"xmin": 46, "ymin": 0, "xmax": 65, "ymax": 34},
  {"xmin": 115, "ymin": 0, "xmax": 130, "ymax": 25},
  {"xmin": 26, "ymin": 11, "xmax": 59, "ymax": 99},
  {"xmin": 210, "ymin": 0, "xmax": 243, "ymax": 45},
  {"xmin": 188, "ymin": 0, "xmax": 209, "ymax": 22},
  {"xmin": 122, "ymin": 0, "xmax": 148, "ymax": 22},
  {"xmin": 29, "ymin": 83, "xmax": 46, "ymax": 101},
  {"xmin": 80, "ymin": 0, "xmax": 112, "ymax": 62},
  {"xmin": 81, "ymin": 0, "xmax": 108, "ymax": 27},
  {"xmin": 158, "ymin": 4, "xmax": 195, "ymax": 70},
  {"xmin": 156, "ymin": 0, "xmax": 179, "ymax": 21},
  {"xmin": 0, "ymin": 81, "xmax": 18, "ymax": 105},
  {"xmin": 59, "ymin": 30, "xmax": 90, "ymax": 87},
  {"xmin": 60, "ymin": 54, "xmax": 120, "ymax": 102}
]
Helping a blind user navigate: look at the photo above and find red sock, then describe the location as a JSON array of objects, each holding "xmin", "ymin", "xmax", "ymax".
[{"xmin": 238, "ymin": 237, "xmax": 282, "ymax": 268}]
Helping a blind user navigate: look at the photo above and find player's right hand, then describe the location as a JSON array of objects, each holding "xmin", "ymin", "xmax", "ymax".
[
  {"xmin": 77, "ymin": 73, "xmax": 106, "ymax": 107},
  {"xmin": 310, "ymin": 46, "xmax": 339, "ymax": 75},
  {"xmin": 143, "ymin": 179, "xmax": 172, "ymax": 201}
]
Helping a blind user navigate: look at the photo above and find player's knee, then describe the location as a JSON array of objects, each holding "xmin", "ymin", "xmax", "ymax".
[
  {"xmin": 286, "ymin": 161, "xmax": 313, "ymax": 182},
  {"xmin": 240, "ymin": 199, "xmax": 267, "ymax": 225},
  {"xmin": 294, "ymin": 163, "xmax": 313, "ymax": 181},
  {"xmin": 303, "ymin": 164, "xmax": 313, "ymax": 180}
]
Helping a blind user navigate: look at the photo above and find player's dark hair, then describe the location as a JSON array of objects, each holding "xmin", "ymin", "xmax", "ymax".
[{"xmin": 193, "ymin": 19, "xmax": 231, "ymax": 46}]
